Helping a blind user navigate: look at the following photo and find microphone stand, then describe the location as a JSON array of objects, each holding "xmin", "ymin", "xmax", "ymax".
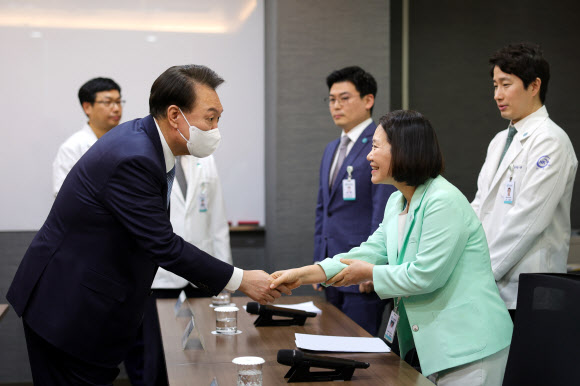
[
  {"xmin": 283, "ymin": 362, "xmax": 357, "ymax": 382},
  {"xmin": 253, "ymin": 310, "xmax": 309, "ymax": 327}
]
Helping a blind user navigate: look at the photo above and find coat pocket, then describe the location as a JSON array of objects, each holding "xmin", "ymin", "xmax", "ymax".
[
  {"xmin": 81, "ymin": 268, "xmax": 127, "ymax": 303},
  {"xmin": 436, "ymin": 302, "xmax": 487, "ymax": 358}
]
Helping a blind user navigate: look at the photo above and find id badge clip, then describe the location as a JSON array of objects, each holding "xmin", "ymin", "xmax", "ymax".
[
  {"xmin": 504, "ymin": 165, "xmax": 515, "ymax": 204},
  {"xmin": 342, "ymin": 165, "xmax": 356, "ymax": 201}
]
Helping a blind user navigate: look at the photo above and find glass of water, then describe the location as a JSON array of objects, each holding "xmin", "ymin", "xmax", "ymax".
[
  {"xmin": 212, "ymin": 290, "xmax": 231, "ymax": 306},
  {"xmin": 232, "ymin": 356, "xmax": 264, "ymax": 386},
  {"xmin": 214, "ymin": 306, "xmax": 238, "ymax": 334}
]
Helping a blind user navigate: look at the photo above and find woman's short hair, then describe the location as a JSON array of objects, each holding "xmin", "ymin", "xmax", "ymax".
[{"xmin": 378, "ymin": 110, "xmax": 444, "ymax": 187}]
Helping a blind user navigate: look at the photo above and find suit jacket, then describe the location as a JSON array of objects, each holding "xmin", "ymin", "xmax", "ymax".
[
  {"xmin": 320, "ymin": 176, "xmax": 513, "ymax": 376},
  {"xmin": 7, "ymin": 115, "xmax": 233, "ymax": 367},
  {"xmin": 471, "ymin": 106, "xmax": 577, "ymax": 308},
  {"xmin": 314, "ymin": 121, "xmax": 396, "ymax": 293}
]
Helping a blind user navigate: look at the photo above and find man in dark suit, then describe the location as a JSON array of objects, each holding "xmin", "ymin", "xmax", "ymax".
[
  {"xmin": 314, "ymin": 66, "xmax": 396, "ymax": 335},
  {"xmin": 7, "ymin": 65, "xmax": 287, "ymax": 385}
]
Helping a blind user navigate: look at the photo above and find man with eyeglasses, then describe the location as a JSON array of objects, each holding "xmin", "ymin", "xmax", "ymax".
[
  {"xmin": 52, "ymin": 77, "xmax": 124, "ymax": 196},
  {"xmin": 314, "ymin": 66, "xmax": 396, "ymax": 336}
]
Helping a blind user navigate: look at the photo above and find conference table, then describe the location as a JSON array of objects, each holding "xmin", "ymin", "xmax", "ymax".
[{"xmin": 157, "ymin": 295, "xmax": 432, "ymax": 385}]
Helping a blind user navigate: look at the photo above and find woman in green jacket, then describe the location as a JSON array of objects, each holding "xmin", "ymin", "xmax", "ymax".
[{"xmin": 271, "ymin": 110, "xmax": 513, "ymax": 385}]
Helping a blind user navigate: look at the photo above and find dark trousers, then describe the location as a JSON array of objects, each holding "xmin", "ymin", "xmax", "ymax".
[
  {"xmin": 124, "ymin": 287, "xmax": 208, "ymax": 386},
  {"xmin": 23, "ymin": 320, "xmax": 120, "ymax": 385},
  {"xmin": 324, "ymin": 286, "xmax": 389, "ymax": 336}
]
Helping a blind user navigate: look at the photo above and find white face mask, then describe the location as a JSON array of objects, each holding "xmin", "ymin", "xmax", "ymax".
[{"xmin": 177, "ymin": 108, "xmax": 221, "ymax": 158}]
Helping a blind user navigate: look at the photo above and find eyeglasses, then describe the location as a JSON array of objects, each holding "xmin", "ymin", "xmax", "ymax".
[
  {"xmin": 324, "ymin": 93, "xmax": 360, "ymax": 106},
  {"xmin": 94, "ymin": 100, "xmax": 126, "ymax": 108}
]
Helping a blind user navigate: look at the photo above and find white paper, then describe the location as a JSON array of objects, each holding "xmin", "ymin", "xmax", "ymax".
[{"xmin": 295, "ymin": 333, "xmax": 390, "ymax": 353}]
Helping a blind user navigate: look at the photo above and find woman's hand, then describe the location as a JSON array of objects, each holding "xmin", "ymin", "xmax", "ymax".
[
  {"xmin": 270, "ymin": 269, "xmax": 303, "ymax": 291},
  {"xmin": 270, "ymin": 265, "xmax": 327, "ymax": 290},
  {"xmin": 326, "ymin": 259, "xmax": 374, "ymax": 287}
]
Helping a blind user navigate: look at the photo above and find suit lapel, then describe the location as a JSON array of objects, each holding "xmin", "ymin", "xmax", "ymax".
[
  {"xmin": 142, "ymin": 115, "xmax": 170, "ymax": 209},
  {"xmin": 398, "ymin": 178, "xmax": 433, "ymax": 263},
  {"xmin": 322, "ymin": 138, "xmax": 339, "ymax": 201},
  {"xmin": 386, "ymin": 194, "xmax": 404, "ymax": 266}
]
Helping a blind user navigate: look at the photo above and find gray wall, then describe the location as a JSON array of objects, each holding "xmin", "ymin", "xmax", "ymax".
[
  {"xmin": 398, "ymin": 0, "xmax": 580, "ymax": 226},
  {"xmin": 265, "ymin": 0, "xmax": 391, "ymax": 280}
]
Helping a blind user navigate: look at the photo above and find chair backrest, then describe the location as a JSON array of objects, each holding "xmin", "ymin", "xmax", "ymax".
[{"xmin": 503, "ymin": 273, "xmax": 580, "ymax": 386}]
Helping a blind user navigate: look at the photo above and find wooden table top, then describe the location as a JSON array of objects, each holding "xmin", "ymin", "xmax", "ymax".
[
  {"xmin": 157, "ymin": 296, "xmax": 431, "ymax": 386},
  {"xmin": 0, "ymin": 304, "xmax": 8, "ymax": 322}
]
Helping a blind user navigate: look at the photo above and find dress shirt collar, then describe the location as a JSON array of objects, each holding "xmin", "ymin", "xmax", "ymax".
[
  {"xmin": 511, "ymin": 105, "xmax": 548, "ymax": 132},
  {"xmin": 342, "ymin": 117, "xmax": 373, "ymax": 144},
  {"xmin": 153, "ymin": 118, "xmax": 176, "ymax": 173},
  {"xmin": 82, "ymin": 123, "xmax": 99, "ymax": 141}
]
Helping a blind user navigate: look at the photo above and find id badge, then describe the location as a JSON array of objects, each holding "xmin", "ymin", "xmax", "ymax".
[
  {"xmin": 342, "ymin": 179, "xmax": 356, "ymax": 201},
  {"xmin": 504, "ymin": 179, "xmax": 514, "ymax": 204},
  {"xmin": 199, "ymin": 185, "xmax": 208, "ymax": 212},
  {"xmin": 384, "ymin": 310, "xmax": 399, "ymax": 343}
]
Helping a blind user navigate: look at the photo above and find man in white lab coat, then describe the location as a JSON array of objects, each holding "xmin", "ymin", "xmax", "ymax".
[
  {"xmin": 471, "ymin": 43, "xmax": 578, "ymax": 318},
  {"xmin": 52, "ymin": 77, "xmax": 123, "ymax": 195}
]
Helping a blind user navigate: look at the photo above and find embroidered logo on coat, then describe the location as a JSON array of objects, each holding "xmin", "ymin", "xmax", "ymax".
[{"xmin": 536, "ymin": 155, "xmax": 550, "ymax": 169}]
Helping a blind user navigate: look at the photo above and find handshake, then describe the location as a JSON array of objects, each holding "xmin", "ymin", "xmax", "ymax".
[{"xmin": 240, "ymin": 259, "xmax": 376, "ymax": 305}]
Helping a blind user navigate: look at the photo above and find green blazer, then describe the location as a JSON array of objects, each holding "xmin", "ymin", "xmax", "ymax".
[{"xmin": 319, "ymin": 176, "xmax": 513, "ymax": 376}]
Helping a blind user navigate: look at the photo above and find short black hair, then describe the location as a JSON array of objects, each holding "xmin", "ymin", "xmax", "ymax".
[
  {"xmin": 326, "ymin": 66, "xmax": 377, "ymax": 114},
  {"xmin": 149, "ymin": 65, "xmax": 225, "ymax": 118},
  {"xmin": 78, "ymin": 77, "xmax": 121, "ymax": 106},
  {"xmin": 489, "ymin": 42, "xmax": 550, "ymax": 103},
  {"xmin": 378, "ymin": 110, "xmax": 444, "ymax": 187}
]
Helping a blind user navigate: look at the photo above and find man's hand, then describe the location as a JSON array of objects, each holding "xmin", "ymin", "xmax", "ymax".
[
  {"xmin": 359, "ymin": 281, "xmax": 374, "ymax": 293},
  {"xmin": 238, "ymin": 270, "xmax": 291, "ymax": 305},
  {"xmin": 326, "ymin": 259, "xmax": 374, "ymax": 287}
]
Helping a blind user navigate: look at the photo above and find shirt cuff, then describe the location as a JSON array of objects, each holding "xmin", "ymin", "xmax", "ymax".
[{"xmin": 224, "ymin": 267, "xmax": 243, "ymax": 291}]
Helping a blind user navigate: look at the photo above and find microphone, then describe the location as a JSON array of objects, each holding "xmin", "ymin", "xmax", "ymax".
[
  {"xmin": 277, "ymin": 349, "xmax": 370, "ymax": 382},
  {"xmin": 246, "ymin": 302, "xmax": 316, "ymax": 326},
  {"xmin": 277, "ymin": 349, "xmax": 370, "ymax": 369}
]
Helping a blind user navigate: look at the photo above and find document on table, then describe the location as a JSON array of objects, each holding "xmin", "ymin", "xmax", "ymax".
[{"xmin": 295, "ymin": 333, "xmax": 391, "ymax": 353}]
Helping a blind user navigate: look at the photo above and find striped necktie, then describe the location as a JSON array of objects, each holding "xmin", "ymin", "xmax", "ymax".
[{"xmin": 330, "ymin": 135, "xmax": 351, "ymax": 188}]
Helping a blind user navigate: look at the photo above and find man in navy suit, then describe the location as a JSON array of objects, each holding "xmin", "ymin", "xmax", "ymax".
[
  {"xmin": 7, "ymin": 65, "xmax": 287, "ymax": 385},
  {"xmin": 314, "ymin": 66, "xmax": 396, "ymax": 335}
]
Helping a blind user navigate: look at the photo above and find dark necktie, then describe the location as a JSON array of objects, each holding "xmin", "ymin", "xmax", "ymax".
[
  {"xmin": 166, "ymin": 166, "xmax": 175, "ymax": 208},
  {"xmin": 175, "ymin": 156, "xmax": 187, "ymax": 198},
  {"xmin": 330, "ymin": 135, "xmax": 351, "ymax": 188},
  {"xmin": 498, "ymin": 125, "xmax": 517, "ymax": 169}
]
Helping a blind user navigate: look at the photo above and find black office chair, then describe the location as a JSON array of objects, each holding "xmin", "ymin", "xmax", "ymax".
[{"xmin": 502, "ymin": 273, "xmax": 580, "ymax": 386}]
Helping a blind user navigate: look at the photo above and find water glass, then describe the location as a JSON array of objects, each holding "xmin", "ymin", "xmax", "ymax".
[
  {"xmin": 214, "ymin": 306, "xmax": 238, "ymax": 334},
  {"xmin": 232, "ymin": 356, "xmax": 264, "ymax": 386},
  {"xmin": 212, "ymin": 290, "xmax": 231, "ymax": 306}
]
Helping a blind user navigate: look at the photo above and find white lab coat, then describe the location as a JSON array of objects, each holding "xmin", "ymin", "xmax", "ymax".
[
  {"xmin": 471, "ymin": 106, "xmax": 577, "ymax": 308},
  {"xmin": 52, "ymin": 124, "xmax": 97, "ymax": 196},
  {"xmin": 152, "ymin": 155, "xmax": 232, "ymax": 289}
]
